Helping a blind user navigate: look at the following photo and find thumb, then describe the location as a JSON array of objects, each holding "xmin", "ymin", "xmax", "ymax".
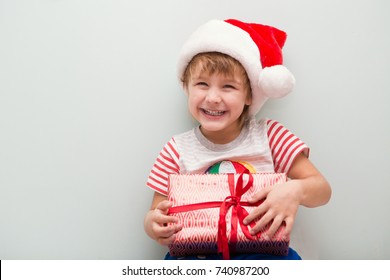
[{"xmin": 155, "ymin": 200, "xmax": 173, "ymax": 214}]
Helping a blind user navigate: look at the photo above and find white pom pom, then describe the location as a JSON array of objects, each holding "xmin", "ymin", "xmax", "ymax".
[{"xmin": 259, "ymin": 65, "xmax": 295, "ymax": 98}]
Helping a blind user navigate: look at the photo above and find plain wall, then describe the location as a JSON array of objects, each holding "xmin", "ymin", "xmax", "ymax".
[{"xmin": 0, "ymin": 0, "xmax": 389, "ymax": 259}]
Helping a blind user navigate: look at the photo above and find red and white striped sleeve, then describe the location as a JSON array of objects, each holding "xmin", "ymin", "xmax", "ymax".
[
  {"xmin": 266, "ymin": 119, "xmax": 310, "ymax": 174},
  {"xmin": 146, "ymin": 138, "xmax": 180, "ymax": 196}
]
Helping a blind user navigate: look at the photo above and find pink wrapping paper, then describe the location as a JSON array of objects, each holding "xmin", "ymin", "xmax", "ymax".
[{"xmin": 168, "ymin": 173, "xmax": 289, "ymax": 258}]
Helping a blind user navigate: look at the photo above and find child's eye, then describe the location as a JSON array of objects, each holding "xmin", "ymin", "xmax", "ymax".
[
  {"xmin": 196, "ymin": 82, "xmax": 208, "ymax": 87},
  {"xmin": 223, "ymin": 84, "xmax": 236, "ymax": 89}
]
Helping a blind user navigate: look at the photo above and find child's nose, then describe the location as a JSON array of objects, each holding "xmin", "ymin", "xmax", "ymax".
[{"xmin": 205, "ymin": 89, "xmax": 222, "ymax": 103}]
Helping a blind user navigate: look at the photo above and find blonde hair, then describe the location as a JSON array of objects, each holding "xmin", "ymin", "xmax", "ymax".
[{"xmin": 181, "ymin": 52, "xmax": 252, "ymax": 123}]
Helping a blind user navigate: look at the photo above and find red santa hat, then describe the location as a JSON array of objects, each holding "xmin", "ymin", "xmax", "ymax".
[{"xmin": 177, "ymin": 19, "xmax": 295, "ymax": 116}]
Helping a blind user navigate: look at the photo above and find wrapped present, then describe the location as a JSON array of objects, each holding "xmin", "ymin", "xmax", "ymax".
[{"xmin": 168, "ymin": 173, "xmax": 289, "ymax": 259}]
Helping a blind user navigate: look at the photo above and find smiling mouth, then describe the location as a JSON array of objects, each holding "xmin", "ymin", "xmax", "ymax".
[{"xmin": 202, "ymin": 109, "xmax": 226, "ymax": 116}]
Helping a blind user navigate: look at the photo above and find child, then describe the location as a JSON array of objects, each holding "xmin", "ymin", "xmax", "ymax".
[{"xmin": 144, "ymin": 19, "xmax": 331, "ymax": 260}]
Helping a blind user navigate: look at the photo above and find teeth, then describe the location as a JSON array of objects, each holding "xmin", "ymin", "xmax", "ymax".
[{"xmin": 203, "ymin": 109, "xmax": 225, "ymax": 116}]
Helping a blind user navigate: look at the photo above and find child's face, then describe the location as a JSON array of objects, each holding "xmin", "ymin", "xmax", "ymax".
[{"xmin": 187, "ymin": 70, "xmax": 251, "ymax": 144}]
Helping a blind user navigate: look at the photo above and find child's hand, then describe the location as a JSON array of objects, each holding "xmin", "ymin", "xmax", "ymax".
[
  {"xmin": 144, "ymin": 200, "xmax": 182, "ymax": 246},
  {"xmin": 243, "ymin": 154, "xmax": 332, "ymax": 241},
  {"xmin": 243, "ymin": 181, "xmax": 301, "ymax": 241}
]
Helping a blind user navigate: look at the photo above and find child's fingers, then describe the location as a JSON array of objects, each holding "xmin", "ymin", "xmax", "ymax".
[
  {"xmin": 249, "ymin": 211, "xmax": 274, "ymax": 235},
  {"xmin": 154, "ymin": 223, "xmax": 182, "ymax": 246},
  {"xmin": 156, "ymin": 233, "xmax": 178, "ymax": 246},
  {"xmin": 248, "ymin": 186, "xmax": 271, "ymax": 203},
  {"xmin": 243, "ymin": 202, "xmax": 268, "ymax": 225},
  {"xmin": 152, "ymin": 199, "xmax": 183, "ymax": 245},
  {"xmin": 263, "ymin": 215, "xmax": 285, "ymax": 240},
  {"xmin": 281, "ymin": 217, "xmax": 293, "ymax": 240},
  {"xmin": 153, "ymin": 202, "xmax": 179, "ymax": 223},
  {"xmin": 157, "ymin": 213, "xmax": 179, "ymax": 225},
  {"xmin": 155, "ymin": 200, "xmax": 173, "ymax": 213},
  {"xmin": 155, "ymin": 223, "xmax": 180, "ymax": 237}
]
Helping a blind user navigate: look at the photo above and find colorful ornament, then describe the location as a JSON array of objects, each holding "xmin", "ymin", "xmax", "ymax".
[{"xmin": 205, "ymin": 160, "xmax": 256, "ymax": 174}]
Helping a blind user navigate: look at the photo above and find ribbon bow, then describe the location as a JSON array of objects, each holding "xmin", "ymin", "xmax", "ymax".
[{"xmin": 217, "ymin": 172, "xmax": 259, "ymax": 259}]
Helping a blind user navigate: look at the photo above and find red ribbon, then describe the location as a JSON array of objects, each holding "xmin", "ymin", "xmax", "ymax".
[{"xmin": 168, "ymin": 172, "xmax": 259, "ymax": 260}]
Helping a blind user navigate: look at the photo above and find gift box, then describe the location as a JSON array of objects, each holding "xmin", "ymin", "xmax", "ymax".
[{"xmin": 168, "ymin": 173, "xmax": 289, "ymax": 259}]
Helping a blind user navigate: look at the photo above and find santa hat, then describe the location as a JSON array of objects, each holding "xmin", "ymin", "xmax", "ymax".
[{"xmin": 177, "ymin": 19, "xmax": 295, "ymax": 116}]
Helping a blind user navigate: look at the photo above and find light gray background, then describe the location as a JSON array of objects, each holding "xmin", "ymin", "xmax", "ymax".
[{"xmin": 1, "ymin": 0, "xmax": 389, "ymax": 260}]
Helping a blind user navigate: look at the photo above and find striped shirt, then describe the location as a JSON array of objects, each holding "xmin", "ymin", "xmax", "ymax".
[{"xmin": 147, "ymin": 118, "xmax": 309, "ymax": 195}]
